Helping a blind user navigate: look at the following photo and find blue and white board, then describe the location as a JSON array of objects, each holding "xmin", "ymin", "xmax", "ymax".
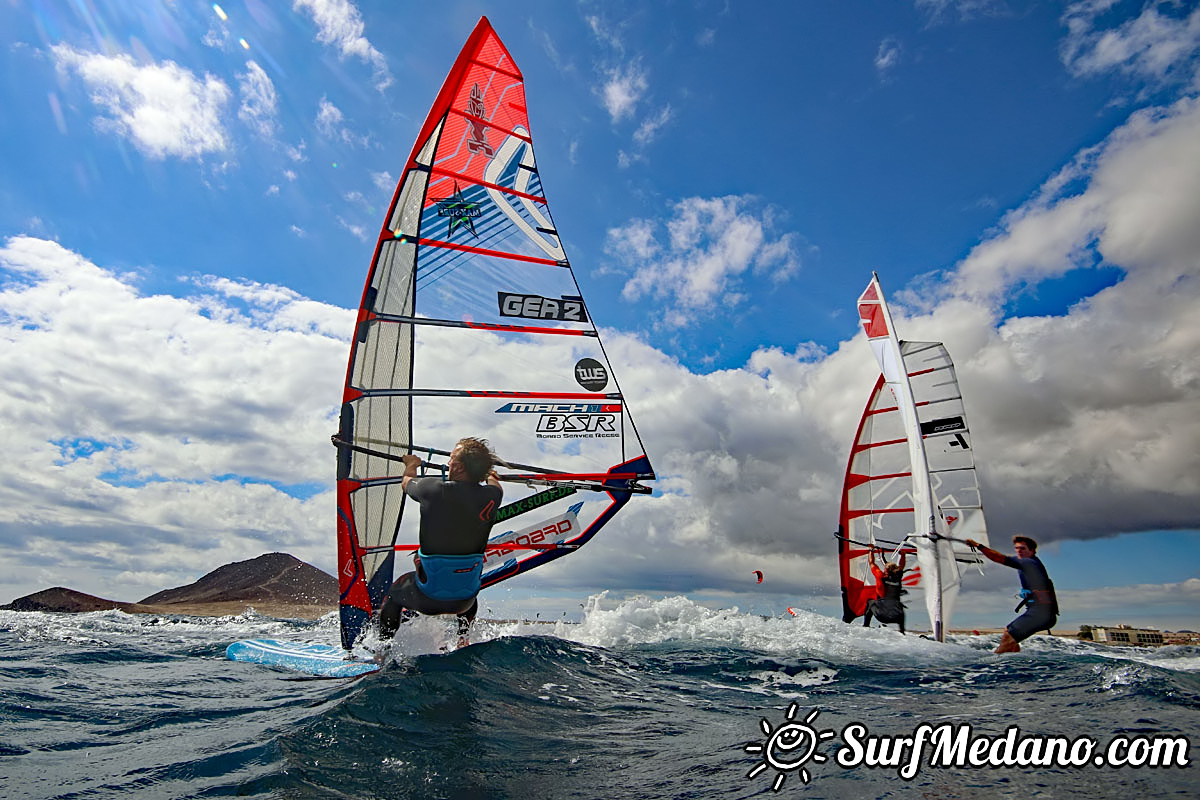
[{"xmin": 226, "ymin": 639, "xmax": 380, "ymax": 678}]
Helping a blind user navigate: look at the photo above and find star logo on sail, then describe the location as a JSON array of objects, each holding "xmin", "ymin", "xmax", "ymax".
[{"xmin": 435, "ymin": 182, "xmax": 482, "ymax": 237}]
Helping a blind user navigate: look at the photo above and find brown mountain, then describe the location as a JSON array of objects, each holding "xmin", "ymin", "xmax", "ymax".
[
  {"xmin": 139, "ymin": 552, "xmax": 336, "ymax": 605},
  {"xmin": 3, "ymin": 553, "xmax": 337, "ymax": 617},
  {"xmin": 2, "ymin": 587, "xmax": 136, "ymax": 613}
]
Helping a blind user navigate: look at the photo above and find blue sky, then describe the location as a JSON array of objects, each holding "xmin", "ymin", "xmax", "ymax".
[{"xmin": 1, "ymin": 0, "xmax": 1198, "ymax": 632}]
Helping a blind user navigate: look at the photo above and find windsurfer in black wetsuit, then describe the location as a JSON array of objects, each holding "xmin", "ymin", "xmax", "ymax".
[
  {"xmin": 862, "ymin": 550, "xmax": 907, "ymax": 634},
  {"xmin": 966, "ymin": 535, "xmax": 1058, "ymax": 654},
  {"xmin": 378, "ymin": 437, "xmax": 502, "ymax": 646}
]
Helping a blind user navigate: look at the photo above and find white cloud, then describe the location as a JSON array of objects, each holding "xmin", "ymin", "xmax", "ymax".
[
  {"xmin": 315, "ymin": 96, "xmax": 344, "ymax": 136},
  {"xmin": 293, "ymin": 0, "xmax": 392, "ymax": 91},
  {"xmin": 372, "ymin": 170, "xmax": 394, "ymax": 193},
  {"xmin": 616, "ymin": 149, "xmax": 641, "ymax": 170},
  {"xmin": 608, "ymin": 196, "xmax": 802, "ymax": 325},
  {"xmin": 633, "ymin": 104, "xmax": 673, "ymax": 146},
  {"xmin": 875, "ymin": 36, "xmax": 902, "ymax": 76},
  {"xmin": 337, "ymin": 216, "xmax": 369, "ymax": 241},
  {"xmin": 916, "ymin": 0, "xmax": 1007, "ymax": 23},
  {"xmin": 315, "ymin": 96, "xmax": 366, "ymax": 146},
  {"xmin": 237, "ymin": 60, "xmax": 278, "ymax": 138},
  {"xmin": 3, "ymin": 79, "xmax": 1199, "ymax": 614},
  {"xmin": 585, "ymin": 14, "xmax": 625, "ymax": 54},
  {"xmin": 1062, "ymin": 1, "xmax": 1200, "ymax": 83},
  {"xmin": 600, "ymin": 63, "xmax": 648, "ymax": 122},
  {"xmin": 0, "ymin": 236, "xmax": 351, "ymax": 599},
  {"xmin": 51, "ymin": 45, "xmax": 230, "ymax": 160}
]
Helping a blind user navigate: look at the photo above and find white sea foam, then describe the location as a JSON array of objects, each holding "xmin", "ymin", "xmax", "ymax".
[{"xmin": 552, "ymin": 593, "xmax": 980, "ymax": 668}]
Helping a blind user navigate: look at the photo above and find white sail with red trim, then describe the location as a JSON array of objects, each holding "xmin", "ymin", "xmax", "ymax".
[
  {"xmin": 333, "ymin": 17, "xmax": 654, "ymax": 649},
  {"xmin": 838, "ymin": 273, "xmax": 987, "ymax": 641}
]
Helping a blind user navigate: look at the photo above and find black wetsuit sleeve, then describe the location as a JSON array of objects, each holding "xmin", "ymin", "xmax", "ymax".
[{"xmin": 405, "ymin": 476, "xmax": 441, "ymax": 504}]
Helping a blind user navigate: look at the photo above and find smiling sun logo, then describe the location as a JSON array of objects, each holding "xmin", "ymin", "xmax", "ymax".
[{"xmin": 744, "ymin": 703, "xmax": 837, "ymax": 791}]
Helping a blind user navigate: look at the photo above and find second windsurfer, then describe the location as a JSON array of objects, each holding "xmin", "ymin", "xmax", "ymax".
[
  {"xmin": 862, "ymin": 550, "xmax": 907, "ymax": 634},
  {"xmin": 378, "ymin": 437, "xmax": 502, "ymax": 646},
  {"xmin": 965, "ymin": 535, "xmax": 1058, "ymax": 654}
]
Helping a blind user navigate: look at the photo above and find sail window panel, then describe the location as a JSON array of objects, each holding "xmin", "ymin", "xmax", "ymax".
[
  {"xmin": 410, "ymin": 394, "xmax": 631, "ymax": 476},
  {"xmin": 901, "ymin": 340, "xmax": 952, "ymax": 366},
  {"xmin": 851, "ymin": 436, "xmax": 910, "ymax": 477},
  {"xmin": 850, "ymin": 507, "xmax": 917, "ymax": 544},
  {"xmin": 862, "ymin": 403, "xmax": 905, "ymax": 442},
  {"xmin": 411, "ymin": 325, "xmax": 610, "ymax": 393},
  {"xmin": 351, "ymin": 395, "xmax": 412, "ymax": 468},
  {"xmin": 910, "ymin": 377, "xmax": 963, "ymax": 412},
  {"xmin": 352, "ymin": 320, "xmax": 413, "ymax": 392},
  {"xmin": 415, "ymin": 119, "xmax": 444, "ymax": 168},
  {"xmin": 371, "ymin": 240, "xmax": 417, "ymax": 316},
  {"xmin": 415, "ymin": 251, "xmax": 586, "ymax": 330},
  {"xmin": 931, "ymin": 470, "xmax": 983, "ymax": 511},
  {"xmin": 925, "ymin": 436, "xmax": 976, "ymax": 474},
  {"xmin": 853, "ymin": 475, "xmax": 914, "ymax": 519},
  {"xmin": 388, "ymin": 173, "xmax": 430, "ymax": 239},
  {"xmin": 350, "ymin": 483, "xmax": 404, "ymax": 550}
]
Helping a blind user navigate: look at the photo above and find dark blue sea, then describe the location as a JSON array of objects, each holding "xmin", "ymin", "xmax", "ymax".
[{"xmin": 2, "ymin": 595, "xmax": 1196, "ymax": 799}]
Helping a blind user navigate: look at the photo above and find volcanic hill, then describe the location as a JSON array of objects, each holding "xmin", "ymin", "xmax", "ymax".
[{"xmin": 3, "ymin": 553, "xmax": 337, "ymax": 618}]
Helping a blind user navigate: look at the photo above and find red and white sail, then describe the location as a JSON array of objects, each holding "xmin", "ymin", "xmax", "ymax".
[
  {"xmin": 839, "ymin": 273, "xmax": 987, "ymax": 641},
  {"xmin": 333, "ymin": 18, "xmax": 654, "ymax": 649}
]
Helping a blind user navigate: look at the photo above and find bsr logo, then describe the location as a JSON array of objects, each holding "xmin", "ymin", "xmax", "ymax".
[{"xmin": 536, "ymin": 414, "xmax": 616, "ymax": 433}]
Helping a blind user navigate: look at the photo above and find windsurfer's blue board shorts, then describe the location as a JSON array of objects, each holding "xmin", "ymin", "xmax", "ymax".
[{"xmin": 1007, "ymin": 606, "xmax": 1057, "ymax": 643}]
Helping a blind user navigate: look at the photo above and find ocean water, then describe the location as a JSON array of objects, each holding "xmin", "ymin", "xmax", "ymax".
[{"xmin": 1, "ymin": 595, "xmax": 1196, "ymax": 799}]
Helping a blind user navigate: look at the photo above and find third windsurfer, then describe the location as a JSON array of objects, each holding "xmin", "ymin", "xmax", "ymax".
[
  {"xmin": 378, "ymin": 437, "xmax": 502, "ymax": 646},
  {"xmin": 965, "ymin": 535, "xmax": 1058, "ymax": 654}
]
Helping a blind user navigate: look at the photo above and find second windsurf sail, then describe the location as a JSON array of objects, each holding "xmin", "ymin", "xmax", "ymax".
[{"xmin": 838, "ymin": 272, "xmax": 987, "ymax": 641}]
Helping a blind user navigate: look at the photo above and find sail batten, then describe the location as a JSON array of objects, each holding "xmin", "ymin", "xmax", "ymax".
[{"xmin": 335, "ymin": 17, "xmax": 652, "ymax": 650}]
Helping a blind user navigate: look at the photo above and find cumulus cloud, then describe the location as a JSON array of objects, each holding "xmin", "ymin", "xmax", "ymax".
[
  {"xmin": 237, "ymin": 60, "xmax": 278, "ymax": 138},
  {"xmin": 0, "ymin": 236, "xmax": 351, "ymax": 600},
  {"xmin": 3, "ymin": 62, "xmax": 1199, "ymax": 617},
  {"xmin": 293, "ymin": 0, "xmax": 392, "ymax": 91},
  {"xmin": 600, "ymin": 62, "xmax": 648, "ymax": 122},
  {"xmin": 533, "ymin": 84, "xmax": 1200, "ymax": 600},
  {"xmin": 51, "ymin": 45, "xmax": 230, "ymax": 160},
  {"xmin": 372, "ymin": 170, "xmax": 395, "ymax": 193},
  {"xmin": 1061, "ymin": 1, "xmax": 1200, "ymax": 83},
  {"xmin": 608, "ymin": 196, "xmax": 803, "ymax": 326}
]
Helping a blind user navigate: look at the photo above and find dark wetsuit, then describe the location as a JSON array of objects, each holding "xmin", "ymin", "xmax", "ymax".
[
  {"xmin": 863, "ymin": 565, "xmax": 906, "ymax": 633},
  {"xmin": 378, "ymin": 477, "xmax": 502, "ymax": 638},
  {"xmin": 1003, "ymin": 555, "xmax": 1058, "ymax": 643}
]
